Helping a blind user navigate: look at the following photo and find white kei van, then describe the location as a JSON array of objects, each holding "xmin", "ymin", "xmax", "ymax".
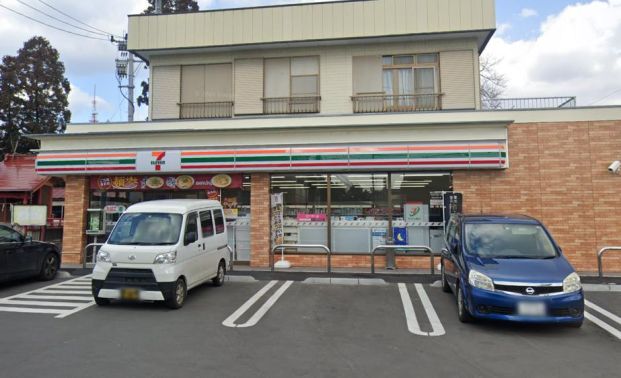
[{"xmin": 91, "ymin": 200, "xmax": 231, "ymax": 309}]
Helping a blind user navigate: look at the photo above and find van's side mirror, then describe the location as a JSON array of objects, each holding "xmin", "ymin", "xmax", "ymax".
[{"xmin": 184, "ymin": 231, "xmax": 197, "ymax": 246}]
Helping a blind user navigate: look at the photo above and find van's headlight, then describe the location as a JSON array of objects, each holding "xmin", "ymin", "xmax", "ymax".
[
  {"xmin": 154, "ymin": 251, "xmax": 177, "ymax": 264},
  {"xmin": 563, "ymin": 272, "xmax": 582, "ymax": 293},
  {"xmin": 96, "ymin": 250, "xmax": 111, "ymax": 263},
  {"xmin": 468, "ymin": 270, "xmax": 494, "ymax": 291}
]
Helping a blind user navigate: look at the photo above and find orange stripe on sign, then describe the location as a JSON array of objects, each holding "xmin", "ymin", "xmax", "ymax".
[
  {"xmin": 38, "ymin": 153, "xmax": 135, "ymax": 159},
  {"xmin": 291, "ymin": 147, "xmax": 348, "ymax": 154},
  {"xmin": 408, "ymin": 145, "xmax": 502, "ymax": 151},
  {"xmin": 235, "ymin": 149, "xmax": 290, "ymax": 155},
  {"xmin": 182, "ymin": 150, "xmax": 237, "ymax": 156}
]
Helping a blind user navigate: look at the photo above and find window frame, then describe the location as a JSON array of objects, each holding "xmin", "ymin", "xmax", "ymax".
[
  {"xmin": 213, "ymin": 209, "xmax": 225, "ymax": 235},
  {"xmin": 199, "ymin": 210, "xmax": 215, "ymax": 239},
  {"xmin": 381, "ymin": 53, "xmax": 439, "ymax": 110},
  {"xmin": 184, "ymin": 212, "xmax": 199, "ymax": 246},
  {"xmin": 263, "ymin": 56, "xmax": 321, "ymax": 98}
]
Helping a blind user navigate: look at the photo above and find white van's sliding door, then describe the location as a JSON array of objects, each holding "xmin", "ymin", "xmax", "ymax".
[
  {"xmin": 199, "ymin": 210, "xmax": 218, "ymax": 279},
  {"xmin": 212, "ymin": 208, "xmax": 228, "ymax": 266},
  {"xmin": 182, "ymin": 212, "xmax": 202, "ymax": 286}
]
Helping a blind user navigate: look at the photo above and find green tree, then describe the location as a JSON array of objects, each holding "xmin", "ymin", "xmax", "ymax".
[
  {"xmin": 0, "ymin": 37, "xmax": 71, "ymax": 157},
  {"xmin": 144, "ymin": 0, "xmax": 200, "ymax": 14},
  {"xmin": 0, "ymin": 56, "xmax": 22, "ymax": 157}
]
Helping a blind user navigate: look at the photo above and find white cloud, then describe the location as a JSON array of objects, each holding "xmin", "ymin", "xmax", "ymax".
[
  {"xmin": 485, "ymin": 0, "xmax": 621, "ymax": 106},
  {"xmin": 496, "ymin": 22, "xmax": 512, "ymax": 36},
  {"xmin": 520, "ymin": 8, "xmax": 538, "ymax": 18}
]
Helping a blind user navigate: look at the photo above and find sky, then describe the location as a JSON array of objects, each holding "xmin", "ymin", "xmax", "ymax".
[{"xmin": 0, "ymin": 0, "xmax": 620, "ymax": 123}]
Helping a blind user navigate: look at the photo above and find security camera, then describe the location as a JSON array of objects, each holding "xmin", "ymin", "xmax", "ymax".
[{"xmin": 609, "ymin": 161, "xmax": 621, "ymax": 174}]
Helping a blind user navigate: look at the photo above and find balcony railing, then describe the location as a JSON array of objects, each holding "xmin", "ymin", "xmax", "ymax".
[
  {"xmin": 352, "ymin": 93, "xmax": 442, "ymax": 113},
  {"xmin": 262, "ymin": 96, "xmax": 321, "ymax": 115},
  {"xmin": 484, "ymin": 97, "xmax": 577, "ymax": 110},
  {"xmin": 179, "ymin": 101, "xmax": 234, "ymax": 119}
]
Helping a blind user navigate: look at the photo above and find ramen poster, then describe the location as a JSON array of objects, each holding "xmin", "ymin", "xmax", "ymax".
[{"xmin": 91, "ymin": 174, "xmax": 242, "ymax": 191}]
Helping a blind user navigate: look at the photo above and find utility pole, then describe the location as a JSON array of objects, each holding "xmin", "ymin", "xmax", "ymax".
[
  {"xmin": 127, "ymin": 52, "xmax": 135, "ymax": 122},
  {"xmin": 155, "ymin": 0, "xmax": 163, "ymax": 14}
]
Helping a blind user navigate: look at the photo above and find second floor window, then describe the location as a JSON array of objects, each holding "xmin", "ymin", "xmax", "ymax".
[
  {"xmin": 263, "ymin": 56, "xmax": 320, "ymax": 114},
  {"xmin": 180, "ymin": 63, "xmax": 233, "ymax": 119},
  {"xmin": 382, "ymin": 54, "xmax": 438, "ymax": 109}
]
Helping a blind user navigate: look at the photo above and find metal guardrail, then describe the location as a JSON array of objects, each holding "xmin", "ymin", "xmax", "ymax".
[
  {"xmin": 352, "ymin": 93, "xmax": 442, "ymax": 113},
  {"xmin": 179, "ymin": 101, "xmax": 234, "ymax": 119},
  {"xmin": 83, "ymin": 243, "xmax": 104, "ymax": 268},
  {"xmin": 262, "ymin": 96, "xmax": 321, "ymax": 114},
  {"xmin": 597, "ymin": 247, "xmax": 621, "ymax": 278},
  {"xmin": 371, "ymin": 245, "xmax": 436, "ymax": 275},
  {"xmin": 227, "ymin": 245, "xmax": 234, "ymax": 272},
  {"xmin": 271, "ymin": 244, "xmax": 331, "ymax": 273},
  {"xmin": 485, "ymin": 96, "xmax": 577, "ymax": 110}
]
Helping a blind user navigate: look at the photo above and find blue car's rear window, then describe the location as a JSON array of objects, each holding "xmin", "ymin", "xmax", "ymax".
[{"xmin": 464, "ymin": 223, "xmax": 558, "ymax": 259}]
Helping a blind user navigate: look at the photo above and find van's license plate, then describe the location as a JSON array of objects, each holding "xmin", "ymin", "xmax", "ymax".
[
  {"xmin": 121, "ymin": 288, "xmax": 140, "ymax": 301},
  {"xmin": 517, "ymin": 302, "xmax": 546, "ymax": 316}
]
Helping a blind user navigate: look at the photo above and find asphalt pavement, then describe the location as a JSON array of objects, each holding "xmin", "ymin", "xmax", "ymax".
[{"xmin": 0, "ymin": 274, "xmax": 619, "ymax": 378}]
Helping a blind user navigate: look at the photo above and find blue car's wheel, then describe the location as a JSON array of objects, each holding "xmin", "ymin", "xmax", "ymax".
[
  {"xmin": 457, "ymin": 283, "xmax": 474, "ymax": 323},
  {"xmin": 441, "ymin": 260, "xmax": 451, "ymax": 293}
]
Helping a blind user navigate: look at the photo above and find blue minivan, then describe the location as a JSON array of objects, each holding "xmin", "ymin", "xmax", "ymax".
[{"xmin": 441, "ymin": 215, "xmax": 584, "ymax": 327}]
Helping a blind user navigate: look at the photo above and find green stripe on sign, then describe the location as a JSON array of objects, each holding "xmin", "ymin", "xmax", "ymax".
[
  {"xmin": 87, "ymin": 159, "xmax": 136, "ymax": 165},
  {"xmin": 181, "ymin": 157, "xmax": 235, "ymax": 163},
  {"xmin": 37, "ymin": 160, "xmax": 87, "ymax": 167},
  {"xmin": 349, "ymin": 153, "xmax": 409, "ymax": 160},
  {"xmin": 236, "ymin": 155, "xmax": 290, "ymax": 162},
  {"xmin": 291, "ymin": 154, "xmax": 348, "ymax": 161},
  {"xmin": 409, "ymin": 152, "xmax": 469, "ymax": 159}
]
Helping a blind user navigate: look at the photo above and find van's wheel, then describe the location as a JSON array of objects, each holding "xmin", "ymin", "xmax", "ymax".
[
  {"xmin": 441, "ymin": 259, "xmax": 451, "ymax": 293},
  {"xmin": 165, "ymin": 278, "xmax": 187, "ymax": 309},
  {"xmin": 39, "ymin": 252, "xmax": 59, "ymax": 281},
  {"xmin": 457, "ymin": 283, "xmax": 473, "ymax": 323},
  {"xmin": 94, "ymin": 297, "xmax": 110, "ymax": 306},
  {"xmin": 213, "ymin": 261, "xmax": 226, "ymax": 287}
]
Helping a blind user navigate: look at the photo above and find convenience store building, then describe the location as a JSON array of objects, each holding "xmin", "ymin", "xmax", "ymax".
[{"xmin": 33, "ymin": 0, "xmax": 621, "ymax": 272}]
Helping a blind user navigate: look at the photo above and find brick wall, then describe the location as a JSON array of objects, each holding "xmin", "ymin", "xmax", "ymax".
[
  {"xmin": 250, "ymin": 173, "xmax": 271, "ymax": 267},
  {"xmin": 61, "ymin": 176, "xmax": 89, "ymax": 264},
  {"xmin": 454, "ymin": 121, "xmax": 621, "ymax": 272}
]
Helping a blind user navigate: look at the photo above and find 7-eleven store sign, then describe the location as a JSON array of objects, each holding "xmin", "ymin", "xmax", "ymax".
[{"xmin": 136, "ymin": 150, "xmax": 182, "ymax": 173}]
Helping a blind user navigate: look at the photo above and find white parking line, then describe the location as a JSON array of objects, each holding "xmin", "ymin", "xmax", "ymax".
[
  {"xmin": 398, "ymin": 283, "xmax": 445, "ymax": 337},
  {"xmin": 223, "ymin": 280, "xmax": 293, "ymax": 328},
  {"xmin": 0, "ymin": 275, "xmax": 95, "ymax": 319},
  {"xmin": 585, "ymin": 300, "xmax": 621, "ymax": 340}
]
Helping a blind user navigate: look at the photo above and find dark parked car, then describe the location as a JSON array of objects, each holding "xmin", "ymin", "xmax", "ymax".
[
  {"xmin": 0, "ymin": 224, "xmax": 61, "ymax": 283},
  {"xmin": 441, "ymin": 215, "xmax": 584, "ymax": 327}
]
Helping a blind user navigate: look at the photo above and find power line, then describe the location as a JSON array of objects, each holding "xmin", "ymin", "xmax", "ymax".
[
  {"xmin": 589, "ymin": 88, "xmax": 621, "ymax": 105},
  {"xmin": 37, "ymin": 0, "xmax": 122, "ymax": 39},
  {"xmin": 0, "ymin": 3, "xmax": 109, "ymax": 41},
  {"xmin": 16, "ymin": 0, "xmax": 110, "ymax": 38}
]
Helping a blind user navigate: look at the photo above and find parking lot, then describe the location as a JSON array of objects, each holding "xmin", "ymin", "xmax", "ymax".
[{"xmin": 0, "ymin": 274, "xmax": 619, "ymax": 378}]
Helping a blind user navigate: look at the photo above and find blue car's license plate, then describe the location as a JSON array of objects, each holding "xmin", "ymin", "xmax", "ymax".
[{"xmin": 517, "ymin": 302, "xmax": 546, "ymax": 316}]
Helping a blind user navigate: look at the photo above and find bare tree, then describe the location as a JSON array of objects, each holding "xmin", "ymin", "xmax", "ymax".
[{"xmin": 480, "ymin": 56, "xmax": 507, "ymax": 109}]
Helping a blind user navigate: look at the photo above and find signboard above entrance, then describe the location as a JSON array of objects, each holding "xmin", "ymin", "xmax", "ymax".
[
  {"xmin": 89, "ymin": 174, "xmax": 242, "ymax": 191},
  {"xmin": 36, "ymin": 141, "xmax": 508, "ymax": 175}
]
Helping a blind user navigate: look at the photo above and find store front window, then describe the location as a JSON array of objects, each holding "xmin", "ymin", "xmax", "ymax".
[
  {"xmin": 87, "ymin": 174, "xmax": 252, "ymax": 260},
  {"xmin": 270, "ymin": 172, "xmax": 452, "ymax": 253}
]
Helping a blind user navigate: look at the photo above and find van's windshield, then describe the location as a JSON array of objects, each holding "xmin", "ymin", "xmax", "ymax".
[
  {"xmin": 108, "ymin": 213, "xmax": 182, "ymax": 246},
  {"xmin": 464, "ymin": 223, "xmax": 558, "ymax": 259}
]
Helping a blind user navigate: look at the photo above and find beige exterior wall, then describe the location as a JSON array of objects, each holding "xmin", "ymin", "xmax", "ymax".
[
  {"xmin": 151, "ymin": 65, "xmax": 181, "ymax": 120},
  {"xmin": 149, "ymin": 38, "xmax": 480, "ymax": 116},
  {"xmin": 440, "ymin": 50, "xmax": 477, "ymax": 110},
  {"xmin": 128, "ymin": 0, "xmax": 495, "ymax": 51},
  {"xmin": 38, "ymin": 124, "xmax": 508, "ymax": 152}
]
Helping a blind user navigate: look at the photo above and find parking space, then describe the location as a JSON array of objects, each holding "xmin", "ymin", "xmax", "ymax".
[{"xmin": 0, "ymin": 276, "xmax": 619, "ymax": 377}]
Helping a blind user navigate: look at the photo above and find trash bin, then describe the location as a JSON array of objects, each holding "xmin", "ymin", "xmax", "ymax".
[{"xmin": 385, "ymin": 247, "xmax": 396, "ymax": 270}]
